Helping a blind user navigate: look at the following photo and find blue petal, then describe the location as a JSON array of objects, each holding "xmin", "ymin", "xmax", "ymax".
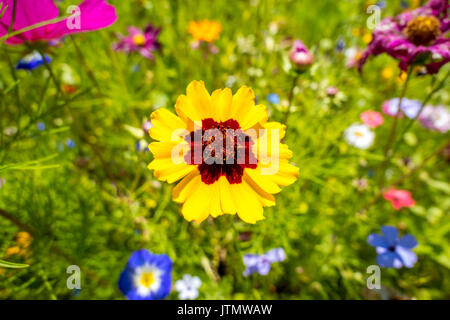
[
  {"xmin": 368, "ymin": 233, "xmax": 388, "ymax": 248},
  {"xmin": 376, "ymin": 252, "xmax": 402, "ymax": 268},
  {"xmin": 381, "ymin": 226, "xmax": 398, "ymax": 246},
  {"xmin": 151, "ymin": 267, "xmax": 172, "ymax": 299},
  {"xmin": 257, "ymin": 261, "xmax": 272, "ymax": 276},
  {"xmin": 127, "ymin": 249, "xmax": 153, "ymax": 269},
  {"xmin": 118, "ymin": 268, "xmax": 134, "ymax": 297},
  {"xmin": 152, "ymin": 253, "xmax": 173, "ymax": 272},
  {"xmin": 396, "ymin": 246, "xmax": 417, "ymax": 268},
  {"xmin": 243, "ymin": 254, "xmax": 261, "ymax": 268},
  {"xmin": 397, "ymin": 234, "xmax": 417, "ymax": 249},
  {"xmin": 265, "ymin": 248, "xmax": 286, "ymax": 263}
]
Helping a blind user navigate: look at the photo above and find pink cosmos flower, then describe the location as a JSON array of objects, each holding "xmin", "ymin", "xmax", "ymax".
[
  {"xmin": 0, "ymin": 0, "xmax": 117, "ymax": 45},
  {"xmin": 383, "ymin": 189, "xmax": 416, "ymax": 210},
  {"xmin": 289, "ymin": 40, "xmax": 314, "ymax": 69},
  {"xmin": 361, "ymin": 111, "xmax": 384, "ymax": 128},
  {"xmin": 113, "ymin": 25, "xmax": 160, "ymax": 60},
  {"xmin": 359, "ymin": 0, "xmax": 449, "ymax": 74}
]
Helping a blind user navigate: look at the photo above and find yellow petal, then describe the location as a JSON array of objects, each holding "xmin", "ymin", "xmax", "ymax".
[
  {"xmin": 177, "ymin": 80, "xmax": 213, "ymax": 122},
  {"xmin": 182, "ymin": 181, "xmax": 213, "ymax": 223},
  {"xmin": 243, "ymin": 172, "xmax": 276, "ymax": 207},
  {"xmin": 245, "ymin": 167, "xmax": 281, "ymax": 194},
  {"xmin": 230, "ymin": 86, "xmax": 255, "ymax": 122},
  {"xmin": 239, "ymin": 104, "xmax": 268, "ymax": 130},
  {"xmin": 209, "ymin": 181, "xmax": 223, "ymax": 217},
  {"xmin": 231, "ymin": 181, "xmax": 265, "ymax": 224},
  {"xmin": 211, "ymin": 88, "xmax": 232, "ymax": 122},
  {"xmin": 148, "ymin": 159, "xmax": 195, "ymax": 184},
  {"xmin": 149, "ymin": 108, "xmax": 186, "ymax": 142},
  {"xmin": 172, "ymin": 169, "xmax": 201, "ymax": 203},
  {"xmin": 218, "ymin": 175, "xmax": 237, "ymax": 214}
]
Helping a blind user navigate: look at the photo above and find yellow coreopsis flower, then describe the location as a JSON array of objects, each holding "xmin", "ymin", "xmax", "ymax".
[
  {"xmin": 147, "ymin": 81, "xmax": 299, "ymax": 224},
  {"xmin": 188, "ymin": 20, "xmax": 222, "ymax": 42}
]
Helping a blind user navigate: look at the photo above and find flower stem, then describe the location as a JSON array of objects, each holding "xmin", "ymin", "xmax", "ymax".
[
  {"xmin": 377, "ymin": 67, "xmax": 413, "ymax": 189},
  {"xmin": 283, "ymin": 73, "xmax": 300, "ymax": 127},
  {"xmin": 71, "ymin": 36, "xmax": 103, "ymax": 97}
]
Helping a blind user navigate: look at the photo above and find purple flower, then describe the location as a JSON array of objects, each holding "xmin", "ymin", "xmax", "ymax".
[
  {"xmin": 359, "ymin": 0, "xmax": 450, "ymax": 74},
  {"xmin": 368, "ymin": 226, "xmax": 418, "ymax": 269},
  {"xmin": 142, "ymin": 120, "xmax": 153, "ymax": 133},
  {"xmin": 419, "ymin": 105, "xmax": 450, "ymax": 132},
  {"xmin": 382, "ymin": 98, "xmax": 422, "ymax": 118},
  {"xmin": 289, "ymin": 40, "xmax": 314, "ymax": 69},
  {"xmin": 114, "ymin": 25, "xmax": 160, "ymax": 60},
  {"xmin": 243, "ymin": 248, "xmax": 286, "ymax": 276}
]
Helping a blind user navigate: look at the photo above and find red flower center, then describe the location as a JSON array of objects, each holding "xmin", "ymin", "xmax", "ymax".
[{"xmin": 184, "ymin": 118, "xmax": 257, "ymax": 184}]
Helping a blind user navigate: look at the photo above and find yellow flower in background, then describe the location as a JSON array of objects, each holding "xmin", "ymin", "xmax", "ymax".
[
  {"xmin": 381, "ymin": 67, "xmax": 394, "ymax": 80},
  {"xmin": 4, "ymin": 231, "xmax": 33, "ymax": 258},
  {"xmin": 147, "ymin": 81, "xmax": 298, "ymax": 224},
  {"xmin": 188, "ymin": 20, "xmax": 222, "ymax": 42},
  {"xmin": 362, "ymin": 33, "xmax": 372, "ymax": 44}
]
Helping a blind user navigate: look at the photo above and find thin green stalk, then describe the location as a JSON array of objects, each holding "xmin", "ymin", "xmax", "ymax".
[
  {"xmin": 377, "ymin": 67, "xmax": 413, "ymax": 188},
  {"xmin": 283, "ymin": 73, "xmax": 300, "ymax": 127},
  {"xmin": 391, "ymin": 71, "xmax": 449, "ymax": 155},
  {"xmin": 71, "ymin": 36, "xmax": 103, "ymax": 97}
]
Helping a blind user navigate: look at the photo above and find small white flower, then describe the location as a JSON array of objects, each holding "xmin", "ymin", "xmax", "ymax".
[
  {"xmin": 174, "ymin": 274, "xmax": 202, "ymax": 300},
  {"xmin": 344, "ymin": 123, "xmax": 375, "ymax": 150}
]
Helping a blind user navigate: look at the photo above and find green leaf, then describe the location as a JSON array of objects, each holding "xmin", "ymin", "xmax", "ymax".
[{"xmin": 0, "ymin": 259, "xmax": 29, "ymax": 269}]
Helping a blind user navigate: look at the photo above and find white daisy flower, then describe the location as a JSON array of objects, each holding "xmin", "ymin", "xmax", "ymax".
[
  {"xmin": 174, "ymin": 274, "xmax": 202, "ymax": 300},
  {"xmin": 344, "ymin": 123, "xmax": 375, "ymax": 150}
]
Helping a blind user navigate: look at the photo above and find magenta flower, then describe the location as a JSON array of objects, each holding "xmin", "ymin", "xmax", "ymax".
[
  {"xmin": 289, "ymin": 40, "xmax": 314, "ymax": 70},
  {"xmin": 383, "ymin": 189, "xmax": 416, "ymax": 210},
  {"xmin": 113, "ymin": 25, "xmax": 161, "ymax": 60},
  {"xmin": 0, "ymin": 0, "xmax": 117, "ymax": 45},
  {"xmin": 361, "ymin": 111, "xmax": 384, "ymax": 128},
  {"xmin": 359, "ymin": 0, "xmax": 449, "ymax": 74}
]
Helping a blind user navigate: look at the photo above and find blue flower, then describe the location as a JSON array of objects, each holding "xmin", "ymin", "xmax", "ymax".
[
  {"xmin": 16, "ymin": 51, "xmax": 51, "ymax": 71},
  {"xmin": 243, "ymin": 248, "xmax": 286, "ymax": 276},
  {"xmin": 267, "ymin": 93, "xmax": 280, "ymax": 105},
  {"xmin": 400, "ymin": 0, "xmax": 409, "ymax": 10},
  {"xmin": 383, "ymin": 98, "xmax": 422, "ymax": 119},
  {"xmin": 119, "ymin": 249, "xmax": 173, "ymax": 300},
  {"xmin": 66, "ymin": 138, "xmax": 75, "ymax": 149},
  {"xmin": 368, "ymin": 226, "xmax": 418, "ymax": 269},
  {"xmin": 37, "ymin": 122, "xmax": 46, "ymax": 131},
  {"xmin": 335, "ymin": 39, "xmax": 345, "ymax": 52},
  {"xmin": 136, "ymin": 139, "xmax": 149, "ymax": 152},
  {"xmin": 376, "ymin": 1, "xmax": 386, "ymax": 9}
]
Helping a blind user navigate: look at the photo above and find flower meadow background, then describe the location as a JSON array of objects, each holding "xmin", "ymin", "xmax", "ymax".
[{"xmin": 1, "ymin": 0, "xmax": 449, "ymax": 300}]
